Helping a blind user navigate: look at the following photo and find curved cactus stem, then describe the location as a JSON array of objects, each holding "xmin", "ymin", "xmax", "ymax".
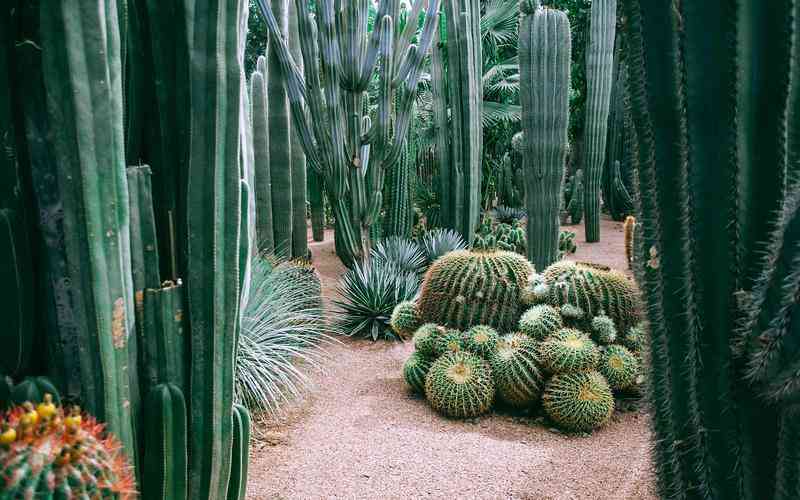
[{"xmin": 143, "ymin": 383, "xmax": 188, "ymax": 500}]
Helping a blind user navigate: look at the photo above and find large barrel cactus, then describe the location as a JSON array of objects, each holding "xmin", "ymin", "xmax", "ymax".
[
  {"xmin": 519, "ymin": 4, "xmax": 572, "ymax": 271},
  {"xmin": 623, "ymin": 1, "xmax": 800, "ymax": 498},
  {"xmin": 417, "ymin": 250, "xmax": 534, "ymax": 332},
  {"xmin": 582, "ymin": 0, "xmax": 616, "ymax": 242}
]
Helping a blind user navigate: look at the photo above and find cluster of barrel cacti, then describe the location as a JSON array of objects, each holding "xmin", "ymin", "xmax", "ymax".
[
  {"xmin": 394, "ymin": 254, "xmax": 646, "ymax": 432},
  {"xmin": 1, "ymin": 0, "xmax": 253, "ymax": 497}
]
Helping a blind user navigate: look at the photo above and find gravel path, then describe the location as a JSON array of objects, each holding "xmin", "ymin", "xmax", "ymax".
[{"xmin": 247, "ymin": 217, "xmax": 657, "ymax": 499}]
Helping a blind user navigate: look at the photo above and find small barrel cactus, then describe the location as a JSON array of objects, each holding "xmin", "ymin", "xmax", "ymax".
[
  {"xmin": 623, "ymin": 323, "xmax": 647, "ymax": 353},
  {"xmin": 543, "ymin": 370, "xmax": 614, "ymax": 433},
  {"xmin": 390, "ymin": 301, "xmax": 422, "ymax": 338},
  {"xmin": 462, "ymin": 325, "xmax": 500, "ymax": 358},
  {"xmin": 404, "ymin": 352, "xmax": 434, "ymax": 394},
  {"xmin": 598, "ymin": 345, "xmax": 640, "ymax": 390},
  {"xmin": 591, "ymin": 315, "xmax": 618, "ymax": 344},
  {"xmin": 490, "ymin": 333, "xmax": 544, "ymax": 408},
  {"xmin": 434, "ymin": 329, "xmax": 466, "ymax": 357},
  {"xmin": 425, "ymin": 352, "xmax": 495, "ymax": 419},
  {"xmin": 413, "ymin": 324, "xmax": 447, "ymax": 358},
  {"xmin": 518, "ymin": 304, "xmax": 563, "ymax": 340},
  {"xmin": 417, "ymin": 250, "xmax": 534, "ymax": 333},
  {"xmin": 0, "ymin": 397, "xmax": 135, "ymax": 498},
  {"xmin": 538, "ymin": 328, "xmax": 601, "ymax": 374}
]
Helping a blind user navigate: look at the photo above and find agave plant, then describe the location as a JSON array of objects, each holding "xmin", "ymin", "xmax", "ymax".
[
  {"xmin": 236, "ymin": 256, "xmax": 337, "ymax": 416},
  {"xmin": 493, "ymin": 205, "xmax": 527, "ymax": 224},
  {"xmin": 418, "ymin": 228, "xmax": 468, "ymax": 266},
  {"xmin": 335, "ymin": 259, "xmax": 420, "ymax": 341},
  {"xmin": 370, "ymin": 237, "xmax": 426, "ymax": 276}
]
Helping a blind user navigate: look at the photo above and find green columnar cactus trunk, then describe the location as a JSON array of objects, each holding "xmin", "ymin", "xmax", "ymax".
[
  {"xmin": 227, "ymin": 404, "xmax": 251, "ymax": 500},
  {"xmin": 519, "ymin": 5, "xmax": 571, "ymax": 272},
  {"xmin": 40, "ymin": 0, "xmax": 138, "ymax": 461},
  {"xmin": 289, "ymin": 0, "xmax": 308, "ymax": 259},
  {"xmin": 431, "ymin": 34, "xmax": 451, "ymax": 230},
  {"xmin": 308, "ymin": 171, "xmax": 325, "ymax": 241},
  {"xmin": 255, "ymin": 0, "xmax": 441, "ymax": 266},
  {"xmin": 268, "ymin": 0, "xmax": 293, "ymax": 258},
  {"xmin": 443, "ymin": 0, "xmax": 482, "ymax": 245},
  {"xmin": 186, "ymin": 0, "xmax": 245, "ymax": 497},
  {"xmin": 251, "ymin": 64, "xmax": 275, "ymax": 253},
  {"xmin": 143, "ymin": 383, "xmax": 188, "ymax": 500},
  {"xmin": 141, "ymin": 282, "xmax": 187, "ymax": 397},
  {"xmin": 384, "ymin": 139, "xmax": 413, "ymax": 237},
  {"xmin": 0, "ymin": 14, "xmax": 34, "ymax": 378},
  {"xmin": 623, "ymin": 1, "xmax": 799, "ymax": 498},
  {"xmin": 582, "ymin": 0, "xmax": 616, "ymax": 242},
  {"xmin": 143, "ymin": 0, "xmax": 191, "ymax": 280}
]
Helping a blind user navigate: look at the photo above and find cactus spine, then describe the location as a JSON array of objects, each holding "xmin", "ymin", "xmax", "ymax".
[
  {"xmin": 250, "ymin": 65, "xmax": 275, "ymax": 253},
  {"xmin": 186, "ymin": 0, "xmax": 246, "ymax": 496},
  {"xmin": 40, "ymin": 0, "xmax": 138, "ymax": 460},
  {"xmin": 623, "ymin": 0, "xmax": 799, "ymax": 497},
  {"xmin": 519, "ymin": 5, "xmax": 572, "ymax": 271},
  {"xmin": 288, "ymin": 0, "xmax": 307, "ymax": 259},
  {"xmin": 582, "ymin": 0, "xmax": 616, "ymax": 242}
]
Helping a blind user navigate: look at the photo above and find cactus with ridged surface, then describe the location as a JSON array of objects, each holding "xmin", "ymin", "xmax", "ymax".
[
  {"xmin": 227, "ymin": 404, "xmax": 250, "ymax": 500},
  {"xmin": 543, "ymin": 370, "xmax": 614, "ymax": 432},
  {"xmin": 255, "ymin": 0, "xmax": 441, "ymax": 266},
  {"xmin": 413, "ymin": 324, "xmax": 447, "ymax": 357},
  {"xmin": 520, "ymin": 5, "xmax": 572, "ymax": 271},
  {"xmin": 288, "ymin": 0, "xmax": 307, "ymax": 260},
  {"xmin": 384, "ymin": 139, "xmax": 414, "ymax": 237},
  {"xmin": 417, "ymin": 250, "xmax": 534, "ymax": 333},
  {"xmin": 538, "ymin": 328, "xmax": 600, "ymax": 374},
  {"xmin": 490, "ymin": 333, "xmax": 543, "ymax": 408},
  {"xmin": 582, "ymin": 0, "xmax": 616, "ymax": 242},
  {"xmin": 0, "ymin": 401, "xmax": 136, "ymax": 498},
  {"xmin": 622, "ymin": 0, "xmax": 800, "ymax": 496},
  {"xmin": 566, "ymin": 169, "xmax": 584, "ymax": 224},
  {"xmin": 250, "ymin": 66, "xmax": 275, "ymax": 254},
  {"xmin": 40, "ymin": 0, "xmax": 138, "ymax": 460},
  {"xmin": 390, "ymin": 300, "xmax": 422, "ymax": 338},
  {"xmin": 598, "ymin": 345, "xmax": 639, "ymax": 390},
  {"xmin": 463, "ymin": 325, "xmax": 500, "ymax": 358},
  {"xmin": 140, "ymin": 282, "xmax": 187, "ymax": 398},
  {"xmin": 424, "ymin": 352, "xmax": 494, "ymax": 419},
  {"xmin": 142, "ymin": 383, "xmax": 187, "ymax": 500},
  {"xmin": 186, "ymin": 0, "xmax": 246, "ymax": 497},
  {"xmin": 519, "ymin": 304, "xmax": 563, "ymax": 341},
  {"xmin": 403, "ymin": 352, "xmax": 433, "ymax": 394}
]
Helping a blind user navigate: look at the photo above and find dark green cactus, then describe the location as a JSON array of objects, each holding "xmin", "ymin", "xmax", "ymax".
[
  {"xmin": 255, "ymin": 0, "xmax": 441, "ymax": 266},
  {"xmin": 186, "ymin": 0, "xmax": 245, "ymax": 496},
  {"xmin": 9, "ymin": 376, "xmax": 61, "ymax": 406},
  {"xmin": 384, "ymin": 139, "xmax": 413, "ymax": 237},
  {"xmin": 582, "ymin": 0, "xmax": 616, "ymax": 242},
  {"xmin": 40, "ymin": 0, "xmax": 138, "ymax": 460},
  {"xmin": 250, "ymin": 64, "xmax": 275, "ymax": 254},
  {"xmin": 288, "ymin": 0, "xmax": 307, "ymax": 260},
  {"xmin": 227, "ymin": 404, "xmax": 251, "ymax": 500},
  {"xmin": 440, "ymin": 0, "xmax": 483, "ymax": 245},
  {"xmin": 601, "ymin": 54, "xmax": 635, "ymax": 222},
  {"xmin": 141, "ymin": 282, "xmax": 187, "ymax": 396},
  {"xmin": 519, "ymin": 5, "xmax": 572, "ymax": 271},
  {"xmin": 622, "ymin": 1, "xmax": 800, "ymax": 497},
  {"xmin": 417, "ymin": 249, "xmax": 534, "ymax": 333},
  {"xmin": 308, "ymin": 170, "xmax": 325, "ymax": 242},
  {"xmin": 566, "ymin": 169, "xmax": 584, "ymax": 224},
  {"xmin": 143, "ymin": 383, "xmax": 188, "ymax": 500}
]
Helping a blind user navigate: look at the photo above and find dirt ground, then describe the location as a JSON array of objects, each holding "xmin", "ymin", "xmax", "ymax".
[{"xmin": 246, "ymin": 216, "xmax": 657, "ymax": 500}]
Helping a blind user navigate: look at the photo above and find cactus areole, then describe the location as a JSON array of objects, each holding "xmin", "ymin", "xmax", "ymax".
[{"xmin": 255, "ymin": 0, "xmax": 441, "ymax": 266}]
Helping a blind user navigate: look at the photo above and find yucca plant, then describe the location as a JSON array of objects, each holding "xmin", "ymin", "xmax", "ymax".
[
  {"xmin": 236, "ymin": 255, "xmax": 337, "ymax": 416},
  {"xmin": 418, "ymin": 228, "xmax": 468, "ymax": 267},
  {"xmin": 493, "ymin": 206, "xmax": 527, "ymax": 224},
  {"xmin": 370, "ymin": 237, "xmax": 426, "ymax": 276},
  {"xmin": 335, "ymin": 260, "xmax": 420, "ymax": 341}
]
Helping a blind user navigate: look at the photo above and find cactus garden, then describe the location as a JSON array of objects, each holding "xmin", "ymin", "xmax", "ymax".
[{"xmin": 2, "ymin": 0, "xmax": 798, "ymax": 499}]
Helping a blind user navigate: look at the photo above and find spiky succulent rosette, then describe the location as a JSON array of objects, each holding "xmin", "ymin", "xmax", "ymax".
[
  {"xmin": 591, "ymin": 315, "xmax": 617, "ymax": 344},
  {"xmin": 424, "ymin": 352, "xmax": 495, "ymax": 419},
  {"xmin": 543, "ymin": 370, "xmax": 614, "ymax": 432},
  {"xmin": 538, "ymin": 328, "xmax": 600, "ymax": 374},
  {"xmin": 623, "ymin": 323, "xmax": 647, "ymax": 353},
  {"xmin": 598, "ymin": 345, "xmax": 640, "ymax": 390},
  {"xmin": 390, "ymin": 301, "xmax": 422, "ymax": 337},
  {"xmin": 0, "ymin": 397, "xmax": 136, "ymax": 499},
  {"xmin": 413, "ymin": 323, "xmax": 447, "ymax": 357},
  {"xmin": 518, "ymin": 305, "xmax": 563, "ymax": 340},
  {"xmin": 417, "ymin": 250, "xmax": 534, "ymax": 332},
  {"xmin": 543, "ymin": 261, "xmax": 642, "ymax": 332},
  {"xmin": 490, "ymin": 333, "xmax": 544, "ymax": 408},
  {"xmin": 434, "ymin": 329, "xmax": 465, "ymax": 356},
  {"xmin": 404, "ymin": 352, "xmax": 434, "ymax": 394},
  {"xmin": 462, "ymin": 325, "xmax": 500, "ymax": 358}
]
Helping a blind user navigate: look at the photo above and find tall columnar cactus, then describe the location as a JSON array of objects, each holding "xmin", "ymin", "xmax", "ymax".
[
  {"xmin": 256, "ymin": 0, "xmax": 441, "ymax": 266},
  {"xmin": 267, "ymin": 0, "xmax": 293, "ymax": 257},
  {"xmin": 384, "ymin": 139, "xmax": 413, "ymax": 237},
  {"xmin": 227, "ymin": 404, "xmax": 251, "ymax": 500},
  {"xmin": 251, "ymin": 64, "xmax": 275, "ymax": 253},
  {"xmin": 186, "ymin": 0, "xmax": 246, "ymax": 497},
  {"xmin": 601, "ymin": 50, "xmax": 635, "ymax": 222},
  {"xmin": 441, "ymin": 0, "xmax": 483, "ymax": 245},
  {"xmin": 40, "ymin": 0, "xmax": 138, "ymax": 461},
  {"xmin": 288, "ymin": 0, "xmax": 308, "ymax": 259},
  {"xmin": 581, "ymin": 0, "xmax": 616, "ymax": 242},
  {"xmin": 623, "ymin": 1, "xmax": 800, "ymax": 498},
  {"xmin": 143, "ymin": 383, "xmax": 188, "ymax": 500},
  {"xmin": 519, "ymin": 4, "xmax": 572, "ymax": 271}
]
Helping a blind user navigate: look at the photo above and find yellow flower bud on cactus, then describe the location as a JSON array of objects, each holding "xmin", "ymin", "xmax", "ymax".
[
  {"xmin": 36, "ymin": 394, "xmax": 57, "ymax": 420},
  {"xmin": 0, "ymin": 427, "xmax": 16, "ymax": 445}
]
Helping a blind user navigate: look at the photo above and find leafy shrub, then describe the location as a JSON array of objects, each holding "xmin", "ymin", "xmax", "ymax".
[{"xmin": 236, "ymin": 256, "xmax": 336, "ymax": 414}]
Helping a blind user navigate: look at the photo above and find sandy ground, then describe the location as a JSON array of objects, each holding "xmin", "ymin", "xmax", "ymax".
[{"xmin": 246, "ymin": 217, "xmax": 657, "ymax": 500}]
